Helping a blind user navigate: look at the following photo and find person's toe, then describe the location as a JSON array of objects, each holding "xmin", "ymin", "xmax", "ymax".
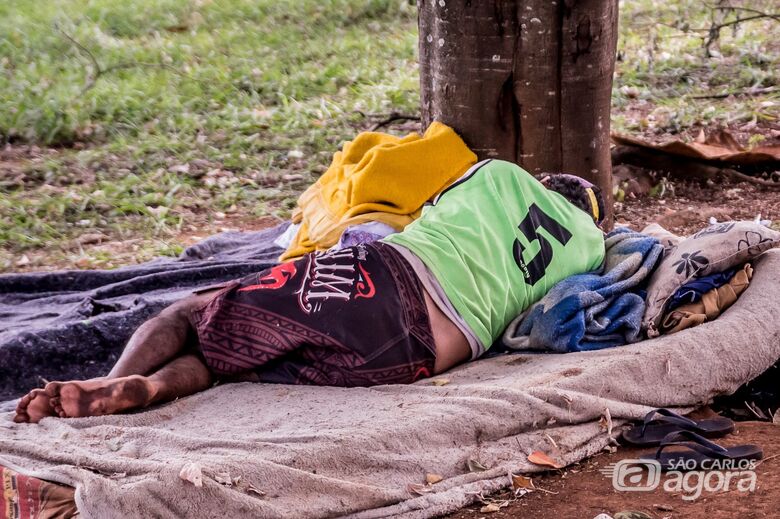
[
  {"xmin": 44, "ymin": 382, "xmax": 62, "ymax": 397},
  {"xmin": 50, "ymin": 397, "xmax": 63, "ymax": 416},
  {"xmin": 12, "ymin": 391, "xmax": 36, "ymax": 423},
  {"xmin": 15, "ymin": 394, "xmax": 31, "ymax": 413}
]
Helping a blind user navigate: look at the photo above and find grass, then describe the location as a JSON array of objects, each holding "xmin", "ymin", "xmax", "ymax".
[
  {"xmin": 613, "ymin": 0, "xmax": 779, "ymax": 132},
  {"xmin": 0, "ymin": 0, "xmax": 778, "ymax": 270}
]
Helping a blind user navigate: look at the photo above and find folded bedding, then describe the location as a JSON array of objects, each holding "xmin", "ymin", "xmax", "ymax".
[
  {"xmin": 502, "ymin": 227, "xmax": 663, "ymax": 352},
  {"xmin": 660, "ymin": 263, "xmax": 753, "ymax": 334}
]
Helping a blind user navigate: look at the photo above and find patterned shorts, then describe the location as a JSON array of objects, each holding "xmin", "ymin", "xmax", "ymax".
[{"xmin": 190, "ymin": 242, "xmax": 436, "ymax": 386}]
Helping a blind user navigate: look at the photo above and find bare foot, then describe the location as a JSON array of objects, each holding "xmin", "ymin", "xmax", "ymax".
[
  {"xmin": 13, "ymin": 388, "xmax": 56, "ymax": 423},
  {"xmin": 44, "ymin": 376, "xmax": 155, "ymax": 418}
]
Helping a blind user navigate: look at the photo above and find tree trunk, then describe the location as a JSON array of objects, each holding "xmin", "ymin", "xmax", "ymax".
[{"xmin": 418, "ymin": 0, "xmax": 618, "ymax": 225}]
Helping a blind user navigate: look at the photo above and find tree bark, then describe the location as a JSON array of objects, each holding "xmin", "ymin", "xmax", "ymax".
[{"xmin": 419, "ymin": 0, "xmax": 618, "ymax": 224}]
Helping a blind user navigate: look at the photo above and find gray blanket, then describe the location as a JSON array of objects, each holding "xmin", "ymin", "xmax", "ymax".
[
  {"xmin": 1, "ymin": 250, "xmax": 779, "ymax": 519},
  {"xmin": 0, "ymin": 223, "xmax": 287, "ymax": 401}
]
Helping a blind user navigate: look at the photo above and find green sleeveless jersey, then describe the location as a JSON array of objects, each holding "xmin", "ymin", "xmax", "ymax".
[{"xmin": 383, "ymin": 159, "xmax": 605, "ymax": 349}]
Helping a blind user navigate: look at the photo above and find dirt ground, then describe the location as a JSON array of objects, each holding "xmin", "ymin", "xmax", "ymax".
[
  {"xmin": 447, "ymin": 421, "xmax": 779, "ymax": 519},
  {"xmin": 615, "ymin": 178, "xmax": 780, "ymax": 237}
]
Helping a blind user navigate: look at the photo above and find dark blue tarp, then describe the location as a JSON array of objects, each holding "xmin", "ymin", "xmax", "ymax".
[{"xmin": 0, "ymin": 224, "xmax": 286, "ymax": 400}]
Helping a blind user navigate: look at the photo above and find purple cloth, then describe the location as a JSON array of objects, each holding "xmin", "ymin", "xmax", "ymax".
[{"xmin": 335, "ymin": 222, "xmax": 397, "ymax": 249}]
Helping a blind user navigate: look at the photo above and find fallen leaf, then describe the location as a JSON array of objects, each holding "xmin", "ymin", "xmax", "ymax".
[
  {"xmin": 247, "ymin": 483, "xmax": 265, "ymax": 497},
  {"xmin": 407, "ymin": 483, "xmax": 434, "ymax": 495},
  {"xmin": 76, "ymin": 233, "xmax": 106, "ymax": 246},
  {"xmin": 480, "ymin": 503, "xmax": 501, "ymax": 513},
  {"xmin": 467, "ymin": 459, "xmax": 488, "ymax": 472},
  {"xmin": 614, "ymin": 512, "xmax": 652, "ymax": 519},
  {"xmin": 600, "ymin": 408, "xmax": 615, "ymax": 442},
  {"xmin": 527, "ymin": 451, "xmax": 563, "ymax": 469},
  {"xmin": 425, "ymin": 473, "xmax": 443, "ymax": 485},
  {"xmin": 431, "ymin": 378, "xmax": 450, "ymax": 386},
  {"xmin": 510, "ymin": 473, "xmax": 535, "ymax": 490},
  {"xmin": 214, "ymin": 471, "xmax": 233, "ymax": 486},
  {"xmin": 179, "ymin": 462, "xmax": 203, "ymax": 487},
  {"xmin": 169, "ymin": 164, "xmax": 190, "ymax": 174},
  {"xmin": 514, "ymin": 488, "xmax": 531, "ymax": 498}
]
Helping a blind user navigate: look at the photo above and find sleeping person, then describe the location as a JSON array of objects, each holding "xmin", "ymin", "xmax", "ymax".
[{"xmin": 14, "ymin": 159, "xmax": 606, "ymax": 423}]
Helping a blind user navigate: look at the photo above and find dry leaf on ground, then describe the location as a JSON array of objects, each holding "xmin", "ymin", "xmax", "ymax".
[
  {"xmin": 214, "ymin": 471, "xmax": 233, "ymax": 486},
  {"xmin": 75, "ymin": 233, "xmax": 107, "ymax": 246},
  {"xmin": 247, "ymin": 483, "xmax": 265, "ymax": 497},
  {"xmin": 431, "ymin": 378, "xmax": 450, "ymax": 386},
  {"xmin": 407, "ymin": 483, "xmax": 434, "ymax": 495},
  {"xmin": 425, "ymin": 473, "xmax": 443, "ymax": 485},
  {"xmin": 480, "ymin": 503, "xmax": 501, "ymax": 513},
  {"xmin": 599, "ymin": 408, "xmax": 613, "ymax": 434},
  {"xmin": 467, "ymin": 458, "xmax": 488, "ymax": 472},
  {"xmin": 510, "ymin": 473, "xmax": 535, "ymax": 490},
  {"xmin": 179, "ymin": 462, "xmax": 203, "ymax": 487},
  {"xmin": 527, "ymin": 451, "xmax": 563, "ymax": 469},
  {"xmin": 614, "ymin": 511, "xmax": 653, "ymax": 519}
]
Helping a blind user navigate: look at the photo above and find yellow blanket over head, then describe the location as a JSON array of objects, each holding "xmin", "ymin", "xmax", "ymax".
[{"xmin": 280, "ymin": 121, "xmax": 477, "ymax": 261}]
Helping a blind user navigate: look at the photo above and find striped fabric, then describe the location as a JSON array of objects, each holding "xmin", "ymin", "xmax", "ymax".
[{"xmin": 1, "ymin": 466, "xmax": 77, "ymax": 519}]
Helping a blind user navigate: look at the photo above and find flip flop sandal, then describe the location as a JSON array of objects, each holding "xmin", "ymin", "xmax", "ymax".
[
  {"xmin": 641, "ymin": 430, "xmax": 763, "ymax": 472},
  {"xmin": 621, "ymin": 408, "xmax": 734, "ymax": 447}
]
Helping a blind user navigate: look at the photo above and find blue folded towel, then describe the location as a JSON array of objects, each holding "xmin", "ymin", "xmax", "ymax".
[{"xmin": 502, "ymin": 227, "xmax": 664, "ymax": 352}]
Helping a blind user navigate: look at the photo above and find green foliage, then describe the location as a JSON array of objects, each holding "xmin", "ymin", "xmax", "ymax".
[
  {"xmin": 0, "ymin": 0, "xmax": 777, "ymax": 269},
  {"xmin": 0, "ymin": 0, "xmax": 419, "ymax": 268},
  {"xmin": 613, "ymin": 0, "xmax": 778, "ymax": 132},
  {"xmin": 0, "ymin": 0, "xmax": 418, "ymax": 145}
]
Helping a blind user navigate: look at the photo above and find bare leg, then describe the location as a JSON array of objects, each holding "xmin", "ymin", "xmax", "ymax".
[
  {"xmin": 145, "ymin": 354, "xmax": 214, "ymax": 404},
  {"xmin": 46, "ymin": 354, "xmax": 213, "ymax": 419},
  {"xmin": 13, "ymin": 289, "xmax": 219, "ymax": 423},
  {"xmin": 108, "ymin": 289, "xmax": 218, "ymax": 378}
]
